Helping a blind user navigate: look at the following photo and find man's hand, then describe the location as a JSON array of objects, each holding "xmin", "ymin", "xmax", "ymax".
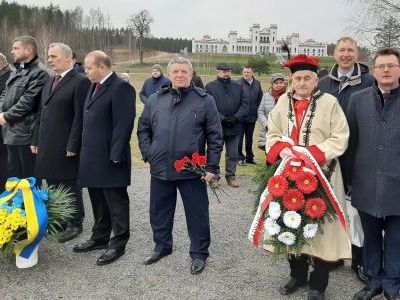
[
  {"xmin": 66, "ymin": 151, "xmax": 77, "ymax": 157},
  {"xmin": 202, "ymin": 172, "xmax": 215, "ymax": 182},
  {"xmin": 0, "ymin": 113, "xmax": 7, "ymax": 126},
  {"xmin": 30, "ymin": 146, "xmax": 38, "ymax": 154},
  {"xmin": 279, "ymin": 147, "xmax": 294, "ymax": 159}
]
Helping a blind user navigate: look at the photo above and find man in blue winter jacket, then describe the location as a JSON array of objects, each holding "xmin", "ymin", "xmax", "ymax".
[{"xmin": 139, "ymin": 64, "xmax": 170, "ymax": 105}]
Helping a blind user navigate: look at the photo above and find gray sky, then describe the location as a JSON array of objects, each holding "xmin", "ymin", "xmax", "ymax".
[{"xmin": 16, "ymin": 0, "xmax": 357, "ymax": 44}]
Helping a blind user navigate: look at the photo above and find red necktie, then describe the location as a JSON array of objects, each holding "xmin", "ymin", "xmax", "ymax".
[
  {"xmin": 51, "ymin": 75, "xmax": 61, "ymax": 91},
  {"xmin": 92, "ymin": 83, "xmax": 101, "ymax": 97}
]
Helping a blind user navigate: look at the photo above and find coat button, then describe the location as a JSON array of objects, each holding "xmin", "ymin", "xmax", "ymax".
[
  {"xmin": 377, "ymin": 170, "xmax": 382, "ymax": 174},
  {"xmin": 377, "ymin": 145, "xmax": 383, "ymax": 150}
]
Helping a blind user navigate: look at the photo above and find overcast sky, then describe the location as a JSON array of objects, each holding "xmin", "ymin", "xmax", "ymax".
[{"xmin": 16, "ymin": 0, "xmax": 357, "ymax": 43}]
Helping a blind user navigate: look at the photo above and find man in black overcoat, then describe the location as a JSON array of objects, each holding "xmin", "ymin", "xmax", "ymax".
[
  {"xmin": 73, "ymin": 50, "xmax": 135, "ymax": 266},
  {"xmin": 31, "ymin": 43, "xmax": 90, "ymax": 242}
]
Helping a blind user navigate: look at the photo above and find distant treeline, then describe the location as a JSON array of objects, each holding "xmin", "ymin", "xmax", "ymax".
[{"xmin": 0, "ymin": 1, "xmax": 191, "ymax": 62}]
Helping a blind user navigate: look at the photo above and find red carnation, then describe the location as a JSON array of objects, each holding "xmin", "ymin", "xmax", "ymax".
[
  {"xmin": 197, "ymin": 155, "xmax": 207, "ymax": 167},
  {"xmin": 267, "ymin": 175, "xmax": 288, "ymax": 197},
  {"xmin": 174, "ymin": 159, "xmax": 185, "ymax": 173},
  {"xmin": 283, "ymin": 189, "xmax": 305, "ymax": 211},
  {"xmin": 191, "ymin": 153, "xmax": 200, "ymax": 165},
  {"xmin": 283, "ymin": 164, "xmax": 303, "ymax": 181},
  {"xmin": 182, "ymin": 156, "xmax": 190, "ymax": 164},
  {"xmin": 295, "ymin": 172, "xmax": 318, "ymax": 194},
  {"xmin": 305, "ymin": 198, "xmax": 327, "ymax": 219}
]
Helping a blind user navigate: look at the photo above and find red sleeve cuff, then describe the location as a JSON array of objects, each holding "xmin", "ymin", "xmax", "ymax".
[
  {"xmin": 307, "ymin": 145, "xmax": 326, "ymax": 165},
  {"xmin": 266, "ymin": 142, "xmax": 292, "ymax": 164}
]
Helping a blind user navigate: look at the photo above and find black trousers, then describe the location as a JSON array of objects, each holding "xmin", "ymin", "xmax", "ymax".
[
  {"xmin": 288, "ymin": 254, "xmax": 331, "ymax": 292},
  {"xmin": 6, "ymin": 145, "xmax": 35, "ymax": 178},
  {"xmin": 88, "ymin": 187, "xmax": 130, "ymax": 251},
  {"xmin": 359, "ymin": 211, "xmax": 400, "ymax": 296},
  {"xmin": 150, "ymin": 176, "xmax": 210, "ymax": 260},
  {"xmin": 238, "ymin": 121, "xmax": 256, "ymax": 161},
  {"xmin": 47, "ymin": 179, "xmax": 84, "ymax": 228},
  {"xmin": 215, "ymin": 135, "xmax": 239, "ymax": 180}
]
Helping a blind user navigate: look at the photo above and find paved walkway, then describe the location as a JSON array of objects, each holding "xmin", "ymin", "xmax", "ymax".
[{"xmin": 0, "ymin": 167, "xmax": 365, "ymax": 299}]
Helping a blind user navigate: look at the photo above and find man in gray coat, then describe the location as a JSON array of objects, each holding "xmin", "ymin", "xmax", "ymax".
[
  {"xmin": 0, "ymin": 36, "xmax": 49, "ymax": 178},
  {"xmin": 349, "ymin": 48, "xmax": 400, "ymax": 300}
]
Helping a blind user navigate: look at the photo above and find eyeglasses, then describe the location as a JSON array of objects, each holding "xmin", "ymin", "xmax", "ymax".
[{"xmin": 374, "ymin": 63, "xmax": 400, "ymax": 71}]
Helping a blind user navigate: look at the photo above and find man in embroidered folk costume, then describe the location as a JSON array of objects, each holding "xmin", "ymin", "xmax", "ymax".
[{"xmin": 265, "ymin": 55, "xmax": 351, "ymax": 300}]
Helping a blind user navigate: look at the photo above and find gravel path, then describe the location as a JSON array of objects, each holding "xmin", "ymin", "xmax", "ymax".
[{"xmin": 0, "ymin": 167, "xmax": 366, "ymax": 299}]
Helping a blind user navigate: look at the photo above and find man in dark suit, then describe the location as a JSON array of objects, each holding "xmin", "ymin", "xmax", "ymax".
[
  {"xmin": 31, "ymin": 43, "xmax": 90, "ymax": 243},
  {"xmin": 73, "ymin": 50, "xmax": 135, "ymax": 266},
  {"xmin": 0, "ymin": 53, "xmax": 11, "ymax": 191}
]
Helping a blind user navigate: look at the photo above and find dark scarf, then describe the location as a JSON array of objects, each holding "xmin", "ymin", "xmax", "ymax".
[{"xmin": 271, "ymin": 87, "xmax": 286, "ymax": 101}]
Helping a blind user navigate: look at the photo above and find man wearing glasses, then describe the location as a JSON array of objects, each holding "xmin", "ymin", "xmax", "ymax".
[{"xmin": 348, "ymin": 48, "xmax": 400, "ymax": 300}]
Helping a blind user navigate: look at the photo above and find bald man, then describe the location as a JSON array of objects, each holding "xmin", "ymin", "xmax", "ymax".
[{"xmin": 73, "ymin": 51, "xmax": 136, "ymax": 266}]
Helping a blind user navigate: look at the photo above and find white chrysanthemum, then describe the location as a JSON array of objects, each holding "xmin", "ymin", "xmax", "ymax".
[
  {"xmin": 303, "ymin": 223, "xmax": 318, "ymax": 239},
  {"xmin": 268, "ymin": 201, "xmax": 281, "ymax": 219},
  {"xmin": 278, "ymin": 231, "xmax": 296, "ymax": 246},
  {"xmin": 264, "ymin": 217, "xmax": 281, "ymax": 236},
  {"xmin": 283, "ymin": 211, "xmax": 302, "ymax": 229}
]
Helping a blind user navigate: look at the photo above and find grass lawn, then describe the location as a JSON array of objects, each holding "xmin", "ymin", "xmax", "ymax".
[{"xmin": 118, "ymin": 52, "xmax": 337, "ymax": 177}]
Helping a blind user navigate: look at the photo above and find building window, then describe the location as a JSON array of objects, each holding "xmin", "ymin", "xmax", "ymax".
[
  {"xmin": 256, "ymin": 36, "xmax": 258, "ymax": 41},
  {"xmin": 273, "ymin": 37, "xmax": 275, "ymax": 42},
  {"xmin": 255, "ymin": 46, "xmax": 257, "ymax": 52},
  {"xmin": 267, "ymin": 37, "xmax": 270, "ymax": 43}
]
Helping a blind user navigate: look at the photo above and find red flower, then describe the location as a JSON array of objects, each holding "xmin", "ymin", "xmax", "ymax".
[
  {"xmin": 267, "ymin": 175, "xmax": 288, "ymax": 197},
  {"xmin": 305, "ymin": 198, "xmax": 327, "ymax": 219},
  {"xmin": 174, "ymin": 159, "xmax": 185, "ymax": 173},
  {"xmin": 182, "ymin": 156, "xmax": 190, "ymax": 164},
  {"xmin": 191, "ymin": 153, "xmax": 200, "ymax": 165},
  {"xmin": 283, "ymin": 164, "xmax": 303, "ymax": 181},
  {"xmin": 283, "ymin": 189, "xmax": 305, "ymax": 211},
  {"xmin": 197, "ymin": 155, "xmax": 207, "ymax": 167},
  {"xmin": 295, "ymin": 172, "xmax": 318, "ymax": 194}
]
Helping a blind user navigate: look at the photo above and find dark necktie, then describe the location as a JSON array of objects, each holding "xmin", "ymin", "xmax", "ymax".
[
  {"xmin": 51, "ymin": 75, "xmax": 61, "ymax": 91},
  {"xmin": 383, "ymin": 92, "xmax": 390, "ymax": 101},
  {"xmin": 339, "ymin": 75, "xmax": 348, "ymax": 83},
  {"xmin": 92, "ymin": 83, "xmax": 101, "ymax": 97}
]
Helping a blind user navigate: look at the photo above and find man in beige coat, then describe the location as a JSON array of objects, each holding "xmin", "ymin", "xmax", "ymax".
[{"xmin": 264, "ymin": 55, "xmax": 351, "ymax": 300}]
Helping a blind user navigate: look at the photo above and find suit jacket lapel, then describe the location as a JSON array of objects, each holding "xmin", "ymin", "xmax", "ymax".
[
  {"xmin": 45, "ymin": 69, "xmax": 76, "ymax": 105},
  {"xmin": 85, "ymin": 72, "xmax": 116, "ymax": 109}
]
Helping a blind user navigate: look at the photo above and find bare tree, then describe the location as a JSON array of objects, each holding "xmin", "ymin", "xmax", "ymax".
[
  {"xmin": 346, "ymin": 0, "xmax": 400, "ymax": 45},
  {"xmin": 373, "ymin": 16, "xmax": 400, "ymax": 49},
  {"xmin": 127, "ymin": 9, "xmax": 153, "ymax": 64}
]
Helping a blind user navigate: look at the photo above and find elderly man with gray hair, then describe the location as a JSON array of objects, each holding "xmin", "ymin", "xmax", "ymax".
[
  {"xmin": 31, "ymin": 42, "xmax": 90, "ymax": 243},
  {"xmin": 138, "ymin": 56, "xmax": 223, "ymax": 274}
]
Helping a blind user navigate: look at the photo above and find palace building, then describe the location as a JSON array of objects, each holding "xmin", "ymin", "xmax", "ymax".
[{"xmin": 192, "ymin": 24, "xmax": 327, "ymax": 57}]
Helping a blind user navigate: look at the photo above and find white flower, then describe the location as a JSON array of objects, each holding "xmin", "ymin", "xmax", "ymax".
[
  {"xmin": 303, "ymin": 223, "xmax": 318, "ymax": 239},
  {"xmin": 268, "ymin": 201, "xmax": 281, "ymax": 219},
  {"xmin": 278, "ymin": 231, "xmax": 296, "ymax": 245},
  {"xmin": 264, "ymin": 217, "xmax": 281, "ymax": 236},
  {"xmin": 283, "ymin": 211, "xmax": 302, "ymax": 229}
]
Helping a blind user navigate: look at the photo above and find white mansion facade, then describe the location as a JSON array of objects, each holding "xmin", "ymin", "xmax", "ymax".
[{"xmin": 192, "ymin": 24, "xmax": 327, "ymax": 57}]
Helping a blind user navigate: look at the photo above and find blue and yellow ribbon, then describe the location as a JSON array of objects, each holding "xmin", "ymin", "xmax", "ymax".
[{"xmin": 0, "ymin": 177, "xmax": 48, "ymax": 259}]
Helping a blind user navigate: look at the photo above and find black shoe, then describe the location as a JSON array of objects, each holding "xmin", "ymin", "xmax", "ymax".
[
  {"xmin": 237, "ymin": 159, "xmax": 246, "ymax": 166},
  {"xmin": 143, "ymin": 251, "xmax": 172, "ymax": 265},
  {"xmin": 308, "ymin": 290, "xmax": 325, "ymax": 300},
  {"xmin": 245, "ymin": 159, "xmax": 257, "ymax": 165},
  {"xmin": 73, "ymin": 239, "xmax": 109, "ymax": 253},
  {"xmin": 384, "ymin": 292, "xmax": 400, "ymax": 300},
  {"xmin": 58, "ymin": 226, "xmax": 83, "ymax": 243},
  {"xmin": 352, "ymin": 287, "xmax": 382, "ymax": 300},
  {"xmin": 96, "ymin": 248, "xmax": 125, "ymax": 266},
  {"xmin": 278, "ymin": 277, "xmax": 307, "ymax": 295},
  {"xmin": 190, "ymin": 258, "xmax": 205, "ymax": 274}
]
